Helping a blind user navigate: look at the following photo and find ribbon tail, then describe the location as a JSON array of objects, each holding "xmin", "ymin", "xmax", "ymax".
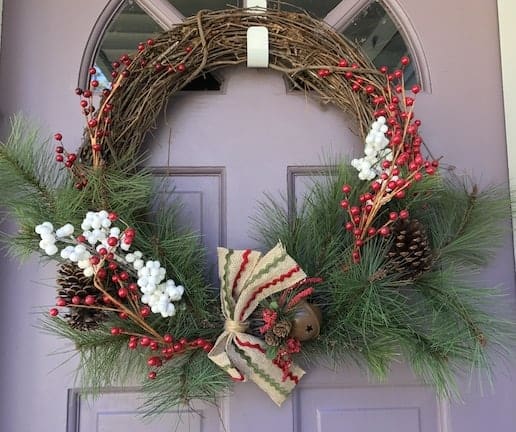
[
  {"xmin": 208, "ymin": 331, "xmax": 247, "ymax": 382},
  {"xmin": 228, "ymin": 333, "xmax": 305, "ymax": 406}
]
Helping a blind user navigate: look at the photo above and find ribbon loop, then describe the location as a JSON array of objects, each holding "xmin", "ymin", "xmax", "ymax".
[{"xmin": 208, "ymin": 242, "xmax": 307, "ymax": 406}]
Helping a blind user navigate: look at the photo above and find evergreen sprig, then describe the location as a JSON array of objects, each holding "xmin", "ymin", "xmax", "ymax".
[{"xmin": 254, "ymin": 160, "xmax": 515, "ymax": 398}]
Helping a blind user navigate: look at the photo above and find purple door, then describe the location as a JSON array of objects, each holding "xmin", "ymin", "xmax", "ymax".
[{"xmin": 0, "ymin": 1, "xmax": 515, "ymax": 431}]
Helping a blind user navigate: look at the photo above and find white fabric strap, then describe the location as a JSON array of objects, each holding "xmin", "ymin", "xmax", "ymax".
[
  {"xmin": 245, "ymin": 0, "xmax": 269, "ymax": 68},
  {"xmin": 245, "ymin": 0, "xmax": 267, "ymax": 12},
  {"xmin": 247, "ymin": 27, "xmax": 269, "ymax": 68}
]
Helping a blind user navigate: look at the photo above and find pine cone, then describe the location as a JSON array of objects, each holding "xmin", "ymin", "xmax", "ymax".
[
  {"xmin": 272, "ymin": 320, "xmax": 292, "ymax": 338},
  {"xmin": 387, "ymin": 219, "xmax": 433, "ymax": 278},
  {"xmin": 56, "ymin": 263, "xmax": 108, "ymax": 331},
  {"xmin": 264, "ymin": 331, "xmax": 281, "ymax": 346}
]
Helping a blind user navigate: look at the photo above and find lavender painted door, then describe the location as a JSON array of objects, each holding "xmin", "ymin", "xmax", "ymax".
[{"xmin": 0, "ymin": 1, "xmax": 515, "ymax": 431}]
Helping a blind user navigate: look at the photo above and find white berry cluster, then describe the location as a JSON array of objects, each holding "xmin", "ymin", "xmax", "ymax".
[
  {"xmin": 35, "ymin": 210, "xmax": 185, "ymax": 318},
  {"xmin": 81, "ymin": 210, "xmax": 130, "ymax": 251},
  {"xmin": 35, "ymin": 222, "xmax": 59, "ymax": 255},
  {"xmin": 351, "ymin": 116, "xmax": 393, "ymax": 181},
  {"xmin": 126, "ymin": 253, "xmax": 185, "ymax": 318}
]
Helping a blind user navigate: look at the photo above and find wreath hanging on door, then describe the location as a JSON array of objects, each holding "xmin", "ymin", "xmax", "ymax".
[{"xmin": 0, "ymin": 8, "xmax": 512, "ymax": 413}]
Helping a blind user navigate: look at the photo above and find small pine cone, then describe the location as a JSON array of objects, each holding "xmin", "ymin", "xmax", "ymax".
[
  {"xmin": 272, "ymin": 320, "xmax": 292, "ymax": 338},
  {"xmin": 264, "ymin": 331, "xmax": 281, "ymax": 347},
  {"xmin": 56, "ymin": 263, "xmax": 107, "ymax": 331},
  {"xmin": 387, "ymin": 219, "xmax": 433, "ymax": 278}
]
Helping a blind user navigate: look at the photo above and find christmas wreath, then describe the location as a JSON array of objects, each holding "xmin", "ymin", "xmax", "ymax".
[{"xmin": 0, "ymin": 7, "xmax": 513, "ymax": 413}]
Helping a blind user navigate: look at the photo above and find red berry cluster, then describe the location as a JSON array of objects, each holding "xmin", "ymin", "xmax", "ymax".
[
  {"xmin": 272, "ymin": 338, "xmax": 301, "ymax": 382},
  {"xmin": 332, "ymin": 56, "xmax": 439, "ymax": 262},
  {"xmin": 110, "ymin": 330, "xmax": 213, "ymax": 379},
  {"xmin": 72, "ymin": 39, "xmax": 193, "ymax": 171},
  {"xmin": 53, "ymin": 133, "xmax": 86, "ymax": 189}
]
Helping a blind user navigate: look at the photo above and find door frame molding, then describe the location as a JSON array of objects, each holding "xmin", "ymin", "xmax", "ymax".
[{"xmin": 497, "ymin": 0, "xmax": 516, "ymax": 262}]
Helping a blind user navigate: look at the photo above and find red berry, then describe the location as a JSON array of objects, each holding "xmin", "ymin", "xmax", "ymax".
[
  {"xmin": 411, "ymin": 84, "xmax": 421, "ymax": 94},
  {"xmin": 75, "ymin": 87, "xmax": 83, "ymax": 95},
  {"xmin": 203, "ymin": 343, "xmax": 213, "ymax": 353},
  {"xmin": 365, "ymin": 85, "xmax": 375, "ymax": 94},
  {"xmin": 400, "ymin": 56, "xmax": 410, "ymax": 66},
  {"xmin": 111, "ymin": 71, "xmax": 118, "ymax": 78},
  {"xmin": 84, "ymin": 295, "xmax": 96, "ymax": 306},
  {"xmin": 108, "ymin": 262, "xmax": 118, "ymax": 271},
  {"xmin": 122, "ymin": 70, "xmax": 130, "ymax": 78},
  {"xmin": 379, "ymin": 65, "xmax": 388, "ymax": 74},
  {"xmin": 76, "ymin": 234, "xmax": 86, "ymax": 244},
  {"xmin": 352, "ymin": 251, "xmax": 360, "ymax": 263},
  {"xmin": 140, "ymin": 306, "xmax": 151, "ymax": 317},
  {"xmin": 110, "ymin": 327, "xmax": 121, "ymax": 335},
  {"xmin": 163, "ymin": 334, "xmax": 173, "ymax": 344},
  {"xmin": 56, "ymin": 298, "xmax": 67, "ymax": 307},
  {"xmin": 88, "ymin": 119, "xmax": 98, "ymax": 128},
  {"xmin": 148, "ymin": 371, "xmax": 157, "ymax": 380},
  {"xmin": 118, "ymin": 287, "xmax": 128, "ymax": 298},
  {"xmin": 83, "ymin": 90, "xmax": 92, "ymax": 98},
  {"xmin": 185, "ymin": 46, "xmax": 192, "ymax": 53},
  {"xmin": 355, "ymin": 239, "xmax": 363, "ymax": 247},
  {"xmin": 80, "ymin": 100, "xmax": 88, "ymax": 108},
  {"xmin": 140, "ymin": 337, "xmax": 151, "ymax": 347},
  {"xmin": 338, "ymin": 58, "xmax": 348, "ymax": 67},
  {"xmin": 55, "ymin": 154, "xmax": 64, "ymax": 162},
  {"xmin": 342, "ymin": 184, "xmax": 352, "ymax": 194},
  {"xmin": 173, "ymin": 343, "xmax": 183, "ymax": 352},
  {"xmin": 379, "ymin": 226, "xmax": 390, "ymax": 237},
  {"xmin": 119, "ymin": 271, "xmax": 129, "ymax": 281},
  {"xmin": 399, "ymin": 209, "xmax": 409, "ymax": 219},
  {"xmin": 108, "ymin": 212, "xmax": 118, "ymax": 221},
  {"xmin": 71, "ymin": 296, "xmax": 81, "ymax": 305},
  {"xmin": 98, "ymin": 247, "xmax": 108, "ymax": 256},
  {"xmin": 107, "ymin": 236, "xmax": 118, "ymax": 246},
  {"xmin": 92, "ymin": 144, "xmax": 101, "ymax": 152},
  {"xmin": 389, "ymin": 212, "xmax": 398, "ymax": 221},
  {"xmin": 137, "ymin": 43, "xmax": 145, "ymax": 51},
  {"xmin": 128, "ymin": 341, "xmax": 138, "ymax": 350},
  {"xmin": 97, "ymin": 268, "xmax": 107, "ymax": 279},
  {"xmin": 147, "ymin": 39, "xmax": 155, "ymax": 46},
  {"xmin": 350, "ymin": 206, "xmax": 360, "ymax": 216},
  {"xmin": 395, "ymin": 190, "xmax": 406, "ymax": 199},
  {"xmin": 340, "ymin": 200, "xmax": 349, "ymax": 209},
  {"xmin": 49, "ymin": 308, "xmax": 59, "ymax": 317},
  {"xmin": 90, "ymin": 80, "xmax": 99, "ymax": 88},
  {"xmin": 54, "ymin": 133, "xmax": 63, "ymax": 141},
  {"xmin": 88, "ymin": 67, "xmax": 97, "ymax": 75},
  {"xmin": 177, "ymin": 63, "xmax": 186, "ymax": 72},
  {"xmin": 345, "ymin": 222, "xmax": 353, "ymax": 231},
  {"xmin": 367, "ymin": 227, "xmax": 377, "ymax": 236},
  {"xmin": 111, "ymin": 274, "xmax": 119, "ymax": 283},
  {"xmin": 119, "ymin": 312, "xmax": 128, "ymax": 320},
  {"xmin": 128, "ymin": 282, "xmax": 138, "ymax": 292}
]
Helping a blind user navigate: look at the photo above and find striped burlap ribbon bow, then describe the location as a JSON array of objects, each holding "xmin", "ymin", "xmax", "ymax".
[{"xmin": 208, "ymin": 243, "xmax": 306, "ymax": 406}]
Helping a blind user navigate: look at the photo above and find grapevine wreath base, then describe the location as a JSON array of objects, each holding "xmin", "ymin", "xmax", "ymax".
[{"xmin": 0, "ymin": 6, "xmax": 514, "ymax": 413}]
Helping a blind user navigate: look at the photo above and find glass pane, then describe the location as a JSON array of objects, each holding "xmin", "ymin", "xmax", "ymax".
[
  {"xmin": 167, "ymin": 0, "xmax": 240, "ymax": 18},
  {"xmin": 95, "ymin": 3, "xmax": 162, "ymax": 88},
  {"xmin": 267, "ymin": 0, "xmax": 341, "ymax": 18},
  {"xmin": 341, "ymin": 1, "xmax": 416, "ymax": 86},
  {"xmin": 94, "ymin": 2, "xmax": 221, "ymax": 91}
]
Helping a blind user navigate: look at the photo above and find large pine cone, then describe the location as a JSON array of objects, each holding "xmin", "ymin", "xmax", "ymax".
[
  {"xmin": 387, "ymin": 219, "xmax": 433, "ymax": 278},
  {"xmin": 56, "ymin": 263, "xmax": 107, "ymax": 331}
]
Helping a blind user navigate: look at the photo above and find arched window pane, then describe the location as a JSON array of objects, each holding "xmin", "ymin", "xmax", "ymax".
[
  {"xmin": 267, "ymin": 0, "xmax": 341, "ymax": 18},
  {"xmin": 95, "ymin": 2, "xmax": 161, "ymax": 88},
  {"xmin": 341, "ymin": 1, "xmax": 416, "ymax": 85},
  {"xmin": 94, "ymin": 2, "xmax": 221, "ymax": 91},
  {"xmin": 166, "ymin": 0, "xmax": 240, "ymax": 18}
]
